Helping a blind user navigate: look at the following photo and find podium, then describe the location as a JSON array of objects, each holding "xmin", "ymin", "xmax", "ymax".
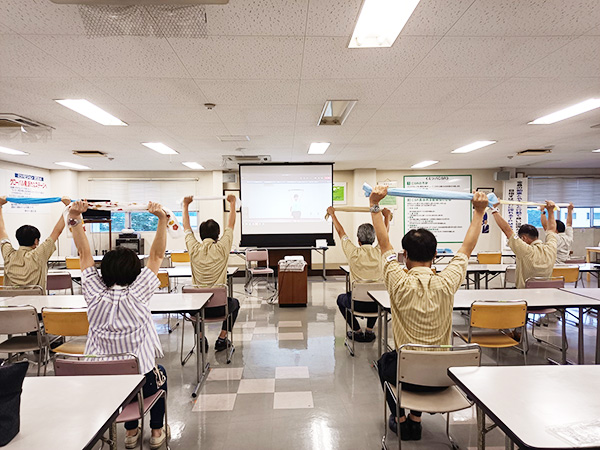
[{"xmin": 277, "ymin": 264, "xmax": 307, "ymax": 307}]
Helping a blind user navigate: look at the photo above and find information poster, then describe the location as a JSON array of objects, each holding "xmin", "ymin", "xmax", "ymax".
[
  {"xmin": 502, "ymin": 178, "xmax": 528, "ymax": 249},
  {"xmin": 8, "ymin": 172, "xmax": 48, "ymax": 213},
  {"xmin": 378, "ymin": 180, "xmax": 397, "ymax": 206},
  {"xmin": 403, "ymin": 175, "xmax": 472, "ymax": 243}
]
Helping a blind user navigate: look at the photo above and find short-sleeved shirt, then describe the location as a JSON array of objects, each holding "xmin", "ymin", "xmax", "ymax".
[
  {"xmin": 81, "ymin": 266, "xmax": 162, "ymax": 375},
  {"xmin": 556, "ymin": 227, "xmax": 574, "ymax": 264},
  {"xmin": 382, "ymin": 249, "xmax": 468, "ymax": 349},
  {"xmin": 508, "ymin": 232, "xmax": 558, "ymax": 289},
  {"xmin": 185, "ymin": 227, "xmax": 233, "ymax": 287},
  {"xmin": 1, "ymin": 237, "xmax": 55, "ymax": 291},
  {"xmin": 341, "ymin": 235, "xmax": 382, "ymax": 286}
]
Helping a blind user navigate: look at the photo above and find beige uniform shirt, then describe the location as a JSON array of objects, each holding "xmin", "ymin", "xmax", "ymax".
[
  {"xmin": 508, "ymin": 232, "xmax": 558, "ymax": 289},
  {"xmin": 382, "ymin": 249, "xmax": 468, "ymax": 349},
  {"xmin": 185, "ymin": 227, "xmax": 233, "ymax": 287},
  {"xmin": 1, "ymin": 237, "xmax": 55, "ymax": 291},
  {"xmin": 341, "ymin": 235, "xmax": 382, "ymax": 287},
  {"xmin": 555, "ymin": 227, "xmax": 573, "ymax": 264}
]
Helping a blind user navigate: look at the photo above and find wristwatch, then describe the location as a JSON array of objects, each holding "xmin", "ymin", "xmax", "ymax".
[
  {"xmin": 489, "ymin": 207, "xmax": 500, "ymax": 214},
  {"xmin": 370, "ymin": 204, "xmax": 381, "ymax": 213},
  {"xmin": 68, "ymin": 217, "xmax": 82, "ymax": 227}
]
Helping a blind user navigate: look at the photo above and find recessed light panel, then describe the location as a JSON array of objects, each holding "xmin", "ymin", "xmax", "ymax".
[
  {"xmin": 0, "ymin": 146, "xmax": 28, "ymax": 155},
  {"xmin": 528, "ymin": 99, "xmax": 600, "ymax": 125},
  {"xmin": 55, "ymin": 162, "xmax": 91, "ymax": 170},
  {"xmin": 308, "ymin": 143, "xmax": 331, "ymax": 155},
  {"xmin": 55, "ymin": 99, "xmax": 127, "ymax": 126},
  {"xmin": 451, "ymin": 141, "xmax": 497, "ymax": 154},
  {"xmin": 182, "ymin": 162, "xmax": 205, "ymax": 169},
  {"xmin": 318, "ymin": 100, "xmax": 357, "ymax": 126},
  {"xmin": 142, "ymin": 142, "xmax": 179, "ymax": 155},
  {"xmin": 411, "ymin": 160, "xmax": 438, "ymax": 169}
]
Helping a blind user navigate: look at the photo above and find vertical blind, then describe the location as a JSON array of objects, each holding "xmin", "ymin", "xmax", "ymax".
[{"xmin": 528, "ymin": 177, "xmax": 600, "ymax": 205}]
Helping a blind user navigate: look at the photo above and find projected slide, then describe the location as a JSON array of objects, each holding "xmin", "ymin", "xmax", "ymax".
[{"xmin": 240, "ymin": 164, "xmax": 333, "ymax": 246}]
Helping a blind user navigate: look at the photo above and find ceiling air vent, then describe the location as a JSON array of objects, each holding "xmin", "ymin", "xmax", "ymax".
[
  {"xmin": 222, "ymin": 155, "xmax": 271, "ymax": 169},
  {"xmin": 318, "ymin": 100, "xmax": 357, "ymax": 126},
  {"xmin": 516, "ymin": 149, "xmax": 552, "ymax": 156},
  {"xmin": 0, "ymin": 114, "xmax": 54, "ymax": 131},
  {"xmin": 217, "ymin": 135, "xmax": 250, "ymax": 142},
  {"xmin": 72, "ymin": 150, "xmax": 107, "ymax": 157}
]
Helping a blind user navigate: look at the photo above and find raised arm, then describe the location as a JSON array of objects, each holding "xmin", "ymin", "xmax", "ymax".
[
  {"xmin": 326, "ymin": 206, "xmax": 347, "ymax": 238},
  {"xmin": 457, "ymin": 192, "xmax": 488, "ymax": 256},
  {"xmin": 182, "ymin": 196, "xmax": 193, "ymax": 232},
  {"xmin": 0, "ymin": 197, "xmax": 8, "ymax": 241},
  {"xmin": 146, "ymin": 202, "xmax": 167, "ymax": 275},
  {"xmin": 382, "ymin": 207, "xmax": 392, "ymax": 232},
  {"xmin": 545, "ymin": 200, "xmax": 557, "ymax": 233},
  {"xmin": 540, "ymin": 206, "xmax": 548, "ymax": 231},
  {"xmin": 68, "ymin": 201, "xmax": 95, "ymax": 271},
  {"xmin": 567, "ymin": 202, "xmax": 573, "ymax": 227},
  {"xmin": 49, "ymin": 197, "xmax": 71, "ymax": 242},
  {"xmin": 369, "ymin": 185, "xmax": 393, "ymax": 254},
  {"xmin": 491, "ymin": 203, "xmax": 515, "ymax": 239},
  {"xmin": 227, "ymin": 195, "xmax": 237, "ymax": 230}
]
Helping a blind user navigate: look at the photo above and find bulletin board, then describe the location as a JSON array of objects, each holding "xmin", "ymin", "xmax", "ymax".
[{"xmin": 403, "ymin": 175, "xmax": 472, "ymax": 243}]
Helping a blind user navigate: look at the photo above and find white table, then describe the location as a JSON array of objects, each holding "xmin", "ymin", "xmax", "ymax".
[
  {"xmin": 5, "ymin": 375, "xmax": 144, "ymax": 450},
  {"xmin": 449, "ymin": 365, "xmax": 600, "ymax": 450},
  {"xmin": 368, "ymin": 288, "xmax": 600, "ymax": 364},
  {"xmin": 165, "ymin": 266, "xmax": 239, "ymax": 297},
  {"xmin": 0, "ymin": 292, "xmax": 212, "ymax": 397},
  {"xmin": 562, "ymin": 288, "xmax": 600, "ymax": 364}
]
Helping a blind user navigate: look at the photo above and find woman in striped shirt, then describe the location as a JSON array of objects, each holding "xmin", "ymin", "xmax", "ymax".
[{"xmin": 69, "ymin": 200, "xmax": 169, "ymax": 450}]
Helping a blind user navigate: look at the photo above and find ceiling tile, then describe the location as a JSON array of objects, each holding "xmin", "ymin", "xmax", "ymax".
[
  {"xmin": 194, "ymin": 79, "xmax": 300, "ymax": 105},
  {"xmin": 411, "ymin": 36, "xmax": 574, "ymax": 78},
  {"xmin": 125, "ymin": 104, "xmax": 223, "ymax": 125},
  {"xmin": 216, "ymin": 105, "xmax": 297, "ymax": 124},
  {"xmin": 305, "ymin": 0, "xmax": 362, "ymax": 37},
  {"xmin": 170, "ymin": 36, "xmax": 303, "ymax": 80},
  {"xmin": 367, "ymin": 104, "xmax": 460, "ymax": 124},
  {"xmin": 87, "ymin": 78, "xmax": 207, "ymax": 105},
  {"xmin": 0, "ymin": 35, "xmax": 75, "ymax": 77},
  {"xmin": 0, "ymin": 0, "xmax": 87, "ymax": 35},
  {"xmin": 401, "ymin": 0, "xmax": 475, "ymax": 36},
  {"xmin": 298, "ymin": 79, "xmax": 400, "ymax": 105},
  {"xmin": 24, "ymin": 35, "xmax": 188, "ymax": 78}
]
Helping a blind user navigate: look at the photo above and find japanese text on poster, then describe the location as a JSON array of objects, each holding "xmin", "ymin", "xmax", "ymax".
[{"xmin": 8, "ymin": 172, "xmax": 48, "ymax": 213}]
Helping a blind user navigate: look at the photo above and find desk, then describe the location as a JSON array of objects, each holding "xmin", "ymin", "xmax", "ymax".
[
  {"xmin": 340, "ymin": 265, "xmax": 350, "ymax": 293},
  {"xmin": 449, "ymin": 365, "xmax": 600, "ymax": 450},
  {"xmin": 0, "ymin": 292, "xmax": 212, "ymax": 397},
  {"xmin": 561, "ymin": 288, "xmax": 600, "ymax": 364},
  {"xmin": 368, "ymin": 288, "xmax": 600, "ymax": 364},
  {"xmin": 5, "ymin": 375, "xmax": 144, "ymax": 450}
]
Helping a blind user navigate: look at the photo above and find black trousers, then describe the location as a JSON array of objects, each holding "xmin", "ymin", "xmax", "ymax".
[
  {"xmin": 125, "ymin": 365, "xmax": 167, "ymax": 430},
  {"xmin": 378, "ymin": 351, "xmax": 445, "ymax": 418},
  {"xmin": 337, "ymin": 292, "xmax": 378, "ymax": 331},
  {"xmin": 204, "ymin": 297, "xmax": 240, "ymax": 332}
]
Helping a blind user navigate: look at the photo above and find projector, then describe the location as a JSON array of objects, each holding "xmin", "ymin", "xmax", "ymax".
[{"xmin": 284, "ymin": 255, "xmax": 305, "ymax": 262}]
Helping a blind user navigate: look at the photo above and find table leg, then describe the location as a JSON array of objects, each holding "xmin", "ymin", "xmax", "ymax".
[
  {"xmin": 504, "ymin": 435, "xmax": 514, "ymax": 450},
  {"xmin": 345, "ymin": 273, "xmax": 350, "ymax": 294},
  {"xmin": 561, "ymin": 308, "xmax": 567, "ymax": 365},
  {"xmin": 578, "ymin": 307, "xmax": 585, "ymax": 365},
  {"xmin": 485, "ymin": 272, "xmax": 489, "ymax": 290},
  {"xmin": 228, "ymin": 275, "xmax": 233, "ymax": 298},
  {"xmin": 377, "ymin": 304, "xmax": 382, "ymax": 358},
  {"xmin": 476, "ymin": 406, "xmax": 485, "ymax": 450},
  {"xmin": 322, "ymin": 249, "xmax": 327, "ymax": 281},
  {"xmin": 383, "ymin": 309, "xmax": 389, "ymax": 353},
  {"xmin": 596, "ymin": 307, "xmax": 600, "ymax": 364},
  {"xmin": 192, "ymin": 309, "xmax": 210, "ymax": 398},
  {"xmin": 474, "ymin": 273, "xmax": 481, "ymax": 290},
  {"xmin": 587, "ymin": 249, "xmax": 592, "ymax": 284}
]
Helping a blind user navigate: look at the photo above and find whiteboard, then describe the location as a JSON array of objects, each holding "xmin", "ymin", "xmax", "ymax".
[{"xmin": 403, "ymin": 175, "xmax": 472, "ymax": 243}]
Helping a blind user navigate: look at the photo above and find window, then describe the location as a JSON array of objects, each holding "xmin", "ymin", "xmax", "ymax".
[
  {"xmin": 594, "ymin": 208, "xmax": 600, "ymax": 227},
  {"xmin": 528, "ymin": 206, "xmax": 596, "ymax": 229},
  {"xmin": 130, "ymin": 212, "xmax": 158, "ymax": 232},
  {"xmin": 90, "ymin": 212, "xmax": 126, "ymax": 233},
  {"xmin": 527, "ymin": 208, "xmax": 542, "ymax": 228},
  {"xmin": 174, "ymin": 211, "xmax": 198, "ymax": 229}
]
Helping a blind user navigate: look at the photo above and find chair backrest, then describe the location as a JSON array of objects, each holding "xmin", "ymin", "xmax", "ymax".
[
  {"xmin": 47, "ymin": 273, "xmax": 73, "ymax": 293},
  {"xmin": 54, "ymin": 354, "xmax": 139, "ymax": 376},
  {"xmin": 41, "ymin": 308, "xmax": 89, "ymax": 337},
  {"xmin": 351, "ymin": 281, "xmax": 386, "ymax": 302},
  {"xmin": 565, "ymin": 257, "xmax": 585, "ymax": 265},
  {"xmin": 504, "ymin": 266, "xmax": 516, "ymax": 287},
  {"xmin": 552, "ymin": 266, "xmax": 579, "ymax": 283},
  {"xmin": 477, "ymin": 252, "xmax": 501, "ymax": 264},
  {"xmin": 525, "ymin": 276, "xmax": 565, "ymax": 289},
  {"xmin": 182, "ymin": 284, "xmax": 228, "ymax": 308},
  {"xmin": 398, "ymin": 344, "xmax": 481, "ymax": 387},
  {"xmin": 170, "ymin": 252, "xmax": 190, "ymax": 263},
  {"xmin": 65, "ymin": 257, "xmax": 81, "ymax": 269},
  {"xmin": 0, "ymin": 274, "xmax": 3, "ymax": 285},
  {"xmin": 156, "ymin": 271, "xmax": 169, "ymax": 289},
  {"xmin": 470, "ymin": 300, "xmax": 527, "ymax": 329},
  {"xmin": 0, "ymin": 305, "xmax": 40, "ymax": 334},
  {"xmin": 246, "ymin": 249, "xmax": 268, "ymax": 263},
  {"xmin": 0, "ymin": 285, "xmax": 44, "ymax": 297}
]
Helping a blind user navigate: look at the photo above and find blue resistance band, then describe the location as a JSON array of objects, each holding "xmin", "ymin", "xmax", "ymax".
[{"xmin": 6, "ymin": 197, "xmax": 68, "ymax": 204}]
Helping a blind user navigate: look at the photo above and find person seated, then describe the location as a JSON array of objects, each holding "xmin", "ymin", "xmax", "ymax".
[
  {"xmin": 0, "ymin": 196, "xmax": 70, "ymax": 291},
  {"xmin": 327, "ymin": 205, "xmax": 391, "ymax": 343},
  {"xmin": 68, "ymin": 200, "xmax": 168, "ymax": 450},
  {"xmin": 182, "ymin": 195, "xmax": 240, "ymax": 352},
  {"xmin": 370, "ymin": 186, "xmax": 488, "ymax": 441},
  {"xmin": 541, "ymin": 202, "xmax": 573, "ymax": 264},
  {"xmin": 491, "ymin": 200, "xmax": 558, "ymax": 289}
]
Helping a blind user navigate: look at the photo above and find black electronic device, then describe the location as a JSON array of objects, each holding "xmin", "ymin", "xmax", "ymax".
[
  {"xmin": 82, "ymin": 199, "xmax": 111, "ymax": 220},
  {"xmin": 116, "ymin": 238, "xmax": 144, "ymax": 255}
]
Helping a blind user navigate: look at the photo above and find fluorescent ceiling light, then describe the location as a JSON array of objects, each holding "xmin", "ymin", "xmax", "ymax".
[
  {"xmin": 593, "ymin": 149, "xmax": 600, "ymax": 153},
  {"xmin": 0, "ymin": 146, "xmax": 28, "ymax": 155},
  {"xmin": 182, "ymin": 162, "xmax": 205, "ymax": 170},
  {"xmin": 528, "ymin": 98, "xmax": 600, "ymax": 125},
  {"xmin": 411, "ymin": 160, "xmax": 438, "ymax": 169},
  {"xmin": 451, "ymin": 140, "xmax": 497, "ymax": 154},
  {"xmin": 349, "ymin": 0, "xmax": 421, "ymax": 48},
  {"xmin": 55, "ymin": 99, "xmax": 127, "ymax": 126},
  {"xmin": 318, "ymin": 100, "xmax": 357, "ymax": 126},
  {"xmin": 308, "ymin": 142, "xmax": 331, "ymax": 155},
  {"xmin": 55, "ymin": 162, "xmax": 90, "ymax": 170},
  {"xmin": 142, "ymin": 142, "xmax": 179, "ymax": 155}
]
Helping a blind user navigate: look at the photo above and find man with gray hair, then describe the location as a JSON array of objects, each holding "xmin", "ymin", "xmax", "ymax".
[{"xmin": 328, "ymin": 206, "xmax": 391, "ymax": 342}]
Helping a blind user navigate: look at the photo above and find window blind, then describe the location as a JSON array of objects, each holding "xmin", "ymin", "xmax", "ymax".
[{"xmin": 528, "ymin": 177, "xmax": 600, "ymax": 206}]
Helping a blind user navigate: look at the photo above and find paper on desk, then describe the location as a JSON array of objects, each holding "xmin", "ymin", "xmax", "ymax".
[{"xmin": 549, "ymin": 419, "xmax": 600, "ymax": 446}]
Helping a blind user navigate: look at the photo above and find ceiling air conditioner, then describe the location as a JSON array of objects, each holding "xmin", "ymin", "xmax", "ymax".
[
  {"xmin": 222, "ymin": 155, "xmax": 271, "ymax": 170},
  {"xmin": 50, "ymin": 0, "xmax": 227, "ymax": 4}
]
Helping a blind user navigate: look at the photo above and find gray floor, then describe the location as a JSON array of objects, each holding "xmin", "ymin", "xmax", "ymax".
[{"xmin": 33, "ymin": 275, "xmax": 600, "ymax": 449}]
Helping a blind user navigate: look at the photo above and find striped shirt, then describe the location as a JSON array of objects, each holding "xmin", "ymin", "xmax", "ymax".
[
  {"xmin": 186, "ymin": 227, "xmax": 233, "ymax": 286},
  {"xmin": 341, "ymin": 235, "xmax": 382, "ymax": 286},
  {"xmin": 556, "ymin": 227, "xmax": 574, "ymax": 264},
  {"xmin": 508, "ymin": 232, "xmax": 558, "ymax": 289},
  {"xmin": 82, "ymin": 266, "xmax": 162, "ymax": 374},
  {"xmin": 383, "ymin": 249, "xmax": 468, "ymax": 349},
  {"xmin": 1, "ymin": 237, "xmax": 55, "ymax": 291}
]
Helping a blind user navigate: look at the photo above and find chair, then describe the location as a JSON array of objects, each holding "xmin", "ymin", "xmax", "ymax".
[
  {"xmin": 244, "ymin": 249, "xmax": 275, "ymax": 294},
  {"xmin": 47, "ymin": 272, "xmax": 74, "ymax": 295},
  {"xmin": 525, "ymin": 276, "xmax": 567, "ymax": 353},
  {"xmin": 0, "ymin": 285, "xmax": 44, "ymax": 297},
  {"xmin": 552, "ymin": 266, "xmax": 580, "ymax": 287},
  {"xmin": 0, "ymin": 274, "xmax": 3, "ymax": 285},
  {"xmin": 156, "ymin": 271, "xmax": 179, "ymax": 333},
  {"xmin": 382, "ymin": 343, "xmax": 481, "ymax": 450},
  {"xmin": 503, "ymin": 266, "xmax": 516, "ymax": 288},
  {"xmin": 170, "ymin": 252, "xmax": 190, "ymax": 265},
  {"xmin": 41, "ymin": 307, "xmax": 89, "ymax": 355},
  {"xmin": 54, "ymin": 353, "xmax": 169, "ymax": 450},
  {"xmin": 65, "ymin": 257, "xmax": 80, "ymax": 269},
  {"xmin": 477, "ymin": 252, "xmax": 501, "ymax": 264},
  {"xmin": 345, "ymin": 280, "xmax": 386, "ymax": 357},
  {"xmin": 0, "ymin": 305, "xmax": 48, "ymax": 376},
  {"xmin": 456, "ymin": 300, "xmax": 528, "ymax": 365},
  {"xmin": 181, "ymin": 285, "xmax": 234, "ymax": 364}
]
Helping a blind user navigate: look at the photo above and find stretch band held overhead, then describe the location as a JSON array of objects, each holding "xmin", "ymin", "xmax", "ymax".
[
  {"xmin": 179, "ymin": 195, "xmax": 242, "ymax": 207},
  {"xmin": 324, "ymin": 206, "xmax": 393, "ymax": 221},
  {"xmin": 6, "ymin": 197, "xmax": 65, "ymax": 204}
]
